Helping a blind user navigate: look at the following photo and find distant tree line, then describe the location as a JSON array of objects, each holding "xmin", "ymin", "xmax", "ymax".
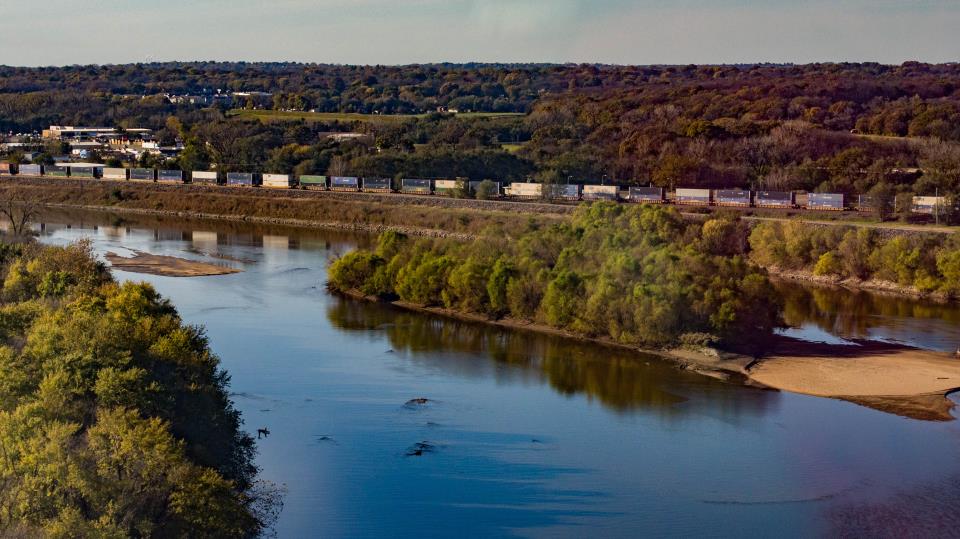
[{"xmin": 3, "ymin": 62, "xmax": 960, "ymax": 204}]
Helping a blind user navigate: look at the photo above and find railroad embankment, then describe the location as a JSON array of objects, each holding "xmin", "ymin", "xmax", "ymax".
[{"xmin": 0, "ymin": 177, "xmax": 569, "ymax": 239}]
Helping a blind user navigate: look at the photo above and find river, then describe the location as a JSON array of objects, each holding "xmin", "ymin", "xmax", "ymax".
[{"xmin": 29, "ymin": 208, "xmax": 960, "ymax": 538}]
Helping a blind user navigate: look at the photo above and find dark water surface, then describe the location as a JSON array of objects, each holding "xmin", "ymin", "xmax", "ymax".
[{"xmin": 30, "ymin": 209, "xmax": 960, "ymax": 538}]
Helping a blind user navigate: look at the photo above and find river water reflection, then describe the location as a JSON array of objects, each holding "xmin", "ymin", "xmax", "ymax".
[{"xmin": 27, "ymin": 209, "xmax": 960, "ymax": 538}]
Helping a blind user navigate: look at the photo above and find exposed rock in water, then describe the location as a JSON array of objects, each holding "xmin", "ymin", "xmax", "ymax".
[
  {"xmin": 406, "ymin": 441, "xmax": 436, "ymax": 457},
  {"xmin": 404, "ymin": 397, "xmax": 431, "ymax": 407}
]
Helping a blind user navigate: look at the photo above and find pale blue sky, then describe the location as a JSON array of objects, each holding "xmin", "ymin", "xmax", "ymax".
[{"xmin": 1, "ymin": 0, "xmax": 958, "ymax": 66}]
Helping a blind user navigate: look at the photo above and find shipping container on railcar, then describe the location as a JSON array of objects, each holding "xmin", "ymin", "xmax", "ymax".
[
  {"xmin": 262, "ymin": 173, "xmax": 294, "ymax": 189},
  {"xmin": 191, "ymin": 171, "xmax": 219, "ymax": 185},
  {"xmin": 582, "ymin": 184, "xmax": 619, "ymax": 201},
  {"xmin": 674, "ymin": 188, "xmax": 712, "ymax": 205},
  {"xmin": 433, "ymin": 179, "xmax": 465, "ymax": 196},
  {"xmin": 46, "ymin": 167, "xmax": 69, "ymax": 178},
  {"xmin": 0, "ymin": 163, "xmax": 13, "ymax": 175},
  {"xmin": 69, "ymin": 166, "xmax": 97, "ymax": 179},
  {"xmin": 755, "ymin": 191, "xmax": 795, "ymax": 208},
  {"xmin": 911, "ymin": 196, "xmax": 950, "ymax": 215},
  {"xmin": 546, "ymin": 184, "xmax": 581, "ymax": 200},
  {"xmin": 18, "ymin": 164, "xmax": 42, "ymax": 176},
  {"xmin": 806, "ymin": 193, "xmax": 845, "ymax": 211},
  {"xmin": 102, "ymin": 167, "xmax": 129, "ymax": 180},
  {"xmin": 226, "ymin": 172, "xmax": 257, "ymax": 187},
  {"xmin": 299, "ymin": 175, "xmax": 327, "ymax": 190},
  {"xmin": 628, "ymin": 186, "xmax": 665, "ymax": 203},
  {"xmin": 401, "ymin": 178, "xmax": 432, "ymax": 194},
  {"xmin": 856, "ymin": 195, "xmax": 877, "ymax": 212},
  {"xmin": 330, "ymin": 176, "xmax": 360, "ymax": 191},
  {"xmin": 506, "ymin": 182, "xmax": 544, "ymax": 198},
  {"xmin": 714, "ymin": 189, "xmax": 751, "ymax": 207},
  {"xmin": 130, "ymin": 168, "xmax": 156, "ymax": 182},
  {"xmin": 157, "ymin": 170, "xmax": 184, "ymax": 184},
  {"xmin": 468, "ymin": 180, "xmax": 501, "ymax": 198},
  {"xmin": 361, "ymin": 177, "xmax": 392, "ymax": 192}
]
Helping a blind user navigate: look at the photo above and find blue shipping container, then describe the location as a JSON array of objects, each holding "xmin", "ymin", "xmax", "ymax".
[{"xmin": 807, "ymin": 193, "xmax": 845, "ymax": 210}]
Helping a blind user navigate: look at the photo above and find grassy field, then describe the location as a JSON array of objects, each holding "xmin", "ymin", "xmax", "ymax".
[{"xmin": 228, "ymin": 109, "xmax": 525, "ymax": 123}]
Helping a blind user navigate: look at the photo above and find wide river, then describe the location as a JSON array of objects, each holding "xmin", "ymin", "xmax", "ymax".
[{"xmin": 31, "ymin": 208, "xmax": 960, "ymax": 538}]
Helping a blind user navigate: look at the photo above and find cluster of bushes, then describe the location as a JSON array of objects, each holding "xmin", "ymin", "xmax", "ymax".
[
  {"xmin": 329, "ymin": 203, "xmax": 782, "ymax": 350},
  {"xmin": 749, "ymin": 221, "xmax": 960, "ymax": 296},
  {"xmin": 0, "ymin": 240, "xmax": 277, "ymax": 536}
]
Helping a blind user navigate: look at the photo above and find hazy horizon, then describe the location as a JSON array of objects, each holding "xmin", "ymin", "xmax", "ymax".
[{"xmin": 1, "ymin": 0, "xmax": 958, "ymax": 67}]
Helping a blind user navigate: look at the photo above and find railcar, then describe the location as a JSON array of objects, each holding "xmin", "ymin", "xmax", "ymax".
[
  {"xmin": 361, "ymin": 177, "xmax": 392, "ymax": 192},
  {"xmin": 401, "ymin": 178, "xmax": 431, "ymax": 194},
  {"xmin": 262, "ymin": 173, "xmax": 294, "ymax": 189},
  {"xmin": 674, "ymin": 188, "xmax": 711, "ymax": 205},
  {"xmin": 628, "ymin": 186, "xmax": 665, "ymax": 203},
  {"xmin": 330, "ymin": 176, "xmax": 360, "ymax": 191},
  {"xmin": 806, "ymin": 193, "xmax": 845, "ymax": 211},
  {"xmin": 299, "ymin": 175, "xmax": 327, "ymax": 190},
  {"xmin": 157, "ymin": 170, "xmax": 184, "ymax": 184},
  {"xmin": 582, "ymin": 185, "xmax": 618, "ymax": 201}
]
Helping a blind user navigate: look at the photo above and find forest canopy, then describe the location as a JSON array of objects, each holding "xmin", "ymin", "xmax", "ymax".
[{"xmin": 0, "ymin": 239, "xmax": 278, "ymax": 537}]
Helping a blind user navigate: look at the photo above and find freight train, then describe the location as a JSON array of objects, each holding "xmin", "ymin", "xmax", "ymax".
[{"xmin": 0, "ymin": 163, "xmax": 954, "ymax": 215}]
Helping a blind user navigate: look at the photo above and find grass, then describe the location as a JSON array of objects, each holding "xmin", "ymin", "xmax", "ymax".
[{"xmin": 228, "ymin": 109, "xmax": 525, "ymax": 124}]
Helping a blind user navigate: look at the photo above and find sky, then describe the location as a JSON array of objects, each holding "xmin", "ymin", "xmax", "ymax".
[{"xmin": 1, "ymin": 0, "xmax": 958, "ymax": 66}]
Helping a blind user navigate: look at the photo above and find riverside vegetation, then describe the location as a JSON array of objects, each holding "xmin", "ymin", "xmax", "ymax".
[
  {"xmin": 0, "ymin": 239, "xmax": 279, "ymax": 537},
  {"xmin": 749, "ymin": 221, "xmax": 960, "ymax": 297},
  {"xmin": 330, "ymin": 203, "xmax": 960, "ymax": 354},
  {"xmin": 329, "ymin": 203, "xmax": 783, "ymax": 351}
]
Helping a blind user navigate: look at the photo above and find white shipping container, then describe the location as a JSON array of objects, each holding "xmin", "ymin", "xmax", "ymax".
[
  {"xmin": 913, "ymin": 196, "xmax": 946, "ymax": 207},
  {"xmin": 911, "ymin": 196, "xmax": 949, "ymax": 214},
  {"xmin": 582, "ymin": 185, "xmax": 618, "ymax": 200},
  {"xmin": 676, "ymin": 188, "xmax": 711, "ymax": 198},
  {"xmin": 192, "ymin": 171, "xmax": 218, "ymax": 182},
  {"xmin": 103, "ymin": 167, "xmax": 128, "ymax": 180},
  {"xmin": 507, "ymin": 183, "xmax": 543, "ymax": 197},
  {"xmin": 675, "ymin": 188, "xmax": 712, "ymax": 205},
  {"xmin": 262, "ymin": 173, "xmax": 293, "ymax": 188},
  {"xmin": 434, "ymin": 179, "xmax": 465, "ymax": 192}
]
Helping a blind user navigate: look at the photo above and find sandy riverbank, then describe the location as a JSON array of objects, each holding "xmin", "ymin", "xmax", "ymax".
[
  {"xmin": 106, "ymin": 250, "xmax": 242, "ymax": 277},
  {"xmin": 748, "ymin": 337, "xmax": 960, "ymax": 421}
]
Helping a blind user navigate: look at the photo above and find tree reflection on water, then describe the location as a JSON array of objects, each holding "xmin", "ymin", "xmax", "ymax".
[
  {"xmin": 325, "ymin": 296, "xmax": 782, "ymax": 422},
  {"xmin": 776, "ymin": 280, "xmax": 960, "ymax": 350}
]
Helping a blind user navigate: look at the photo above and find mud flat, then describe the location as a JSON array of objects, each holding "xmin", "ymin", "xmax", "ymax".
[
  {"xmin": 106, "ymin": 250, "xmax": 242, "ymax": 277},
  {"xmin": 749, "ymin": 337, "xmax": 960, "ymax": 420}
]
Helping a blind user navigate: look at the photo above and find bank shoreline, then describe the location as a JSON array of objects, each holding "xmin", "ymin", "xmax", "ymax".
[
  {"xmin": 37, "ymin": 202, "xmax": 477, "ymax": 240},
  {"xmin": 333, "ymin": 288, "xmax": 960, "ymax": 421},
  {"xmin": 766, "ymin": 266, "xmax": 953, "ymax": 303},
  {"xmin": 332, "ymin": 287, "xmax": 760, "ymax": 380}
]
